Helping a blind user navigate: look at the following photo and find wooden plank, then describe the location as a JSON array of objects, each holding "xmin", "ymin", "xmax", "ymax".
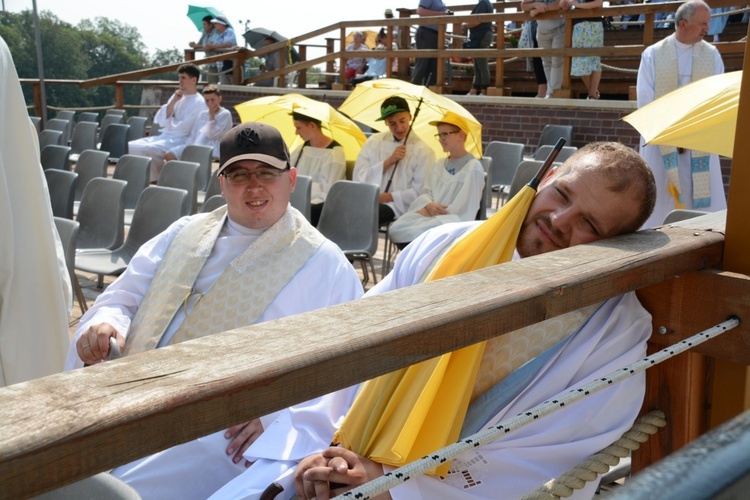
[
  {"xmin": 633, "ymin": 347, "xmax": 707, "ymax": 473},
  {"xmin": 638, "ymin": 270, "xmax": 750, "ymax": 364},
  {"xmin": 710, "ymin": 21, "xmax": 750, "ymax": 430},
  {"xmin": 724, "ymin": 24, "xmax": 750, "ymax": 277},
  {"xmin": 0, "ymin": 214, "xmax": 727, "ymax": 496},
  {"xmin": 633, "ymin": 269, "xmax": 750, "ymax": 471}
]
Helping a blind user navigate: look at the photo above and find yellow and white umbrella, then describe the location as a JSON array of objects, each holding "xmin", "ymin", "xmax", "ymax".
[
  {"xmin": 334, "ymin": 140, "xmax": 567, "ymax": 476},
  {"xmin": 345, "ymin": 29, "xmax": 380, "ymax": 49},
  {"xmin": 339, "ymin": 78, "xmax": 483, "ymax": 159},
  {"xmin": 623, "ymin": 71, "xmax": 742, "ymax": 158},
  {"xmin": 235, "ymin": 93, "xmax": 367, "ymax": 162}
]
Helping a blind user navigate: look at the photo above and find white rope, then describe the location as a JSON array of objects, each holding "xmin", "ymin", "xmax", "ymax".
[
  {"xmin": 521, "ymin": 410, "xmax": 667, "ymax": 499},
  {"xmin": 341, "ymin": 317, "xmax": 740, "ymax": 499},
  {"xmin": 200, "ymin": 65, "xmax": 234, "ymax": 76},
  {"xmin": 449, "ymin": 57, "xmax": 521, "ymax": 68},
  {"xmin": 601, "ymin": 63, "xmax": 638, "ymax": 74}
]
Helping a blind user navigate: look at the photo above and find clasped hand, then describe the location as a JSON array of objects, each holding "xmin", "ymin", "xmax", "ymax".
[
  {"xmin": 294, "ymin": 447, "xmax": 389, "ymax": 500},
  {"xmin": 417, "ymin": 202, "xmax": 449, "ymax": 217}
]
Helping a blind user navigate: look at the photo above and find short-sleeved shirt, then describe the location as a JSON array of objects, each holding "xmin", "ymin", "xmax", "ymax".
[
  {"xmin": 469, "ymin": 0, "xmax": 494, "ymax": 42},
  {"xmin": 418, "ymin": 0, "xmax": 447, "ymax": 31}
]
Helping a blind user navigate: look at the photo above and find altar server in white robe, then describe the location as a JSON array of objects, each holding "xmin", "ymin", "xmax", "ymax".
[
  {"xmin": 636, "ymin": 0, "xmax": 726, "ymax": 228},
  {"xmin": 66, "ymin": 122, "xmax": 363, "ymax": 499},
  {"xmin": 389, "ymin": 111, "xmax": 484, "ymax": 247},
  {"xmin": 128, "ymin": 63, "xmax": 208, "ymax": 182},
  {"xmin": 352, "ymin": 96, "xmax": 435, "ymax": 225},
  {"xmin": 0, "ymin": 35, "xmax": 71, "ymax": 387},
  {"xmin": 289, "ymin": 111, "xmax": 346, "ymax": 226},
  {"xmin": 284, "ymin": 143, "xmax": 658, "ymax": 500},
  {"xmin": 164, "ymin": 84, "xmax": 232, "ymax": 161}
]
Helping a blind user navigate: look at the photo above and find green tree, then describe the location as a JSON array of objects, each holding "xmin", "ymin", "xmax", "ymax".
[
  {"xmin": 0, "ymin": 10, "xmax": 153, "ymax": 116},
  {"xmin": 77, "ymin": 17, "xmax": 150, "ymax": 110},
  {"xmin": 149, "ymin": 48, "xmax": 184, "ymax": 81},
  {"xmin": 0, "ymin": 10, "xmax": 91, "ymax": 111}
]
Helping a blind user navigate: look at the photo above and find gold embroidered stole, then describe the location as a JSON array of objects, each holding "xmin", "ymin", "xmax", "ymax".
[
  {"xmin": 471, "ymin": 303, "xmax": 601, "ymax": 401},
  {"xmin": 653, "ymin": 35, "xmax": 714, "ymax": 208},
  {"xmin": 124, "ymin": 207, "xmax": 324, "ymax": 355}
]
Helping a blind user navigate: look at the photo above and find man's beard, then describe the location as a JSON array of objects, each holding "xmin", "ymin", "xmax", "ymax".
[{"xmin": 516, "ymin": 214, "xmax": 565, "ymax": 258}]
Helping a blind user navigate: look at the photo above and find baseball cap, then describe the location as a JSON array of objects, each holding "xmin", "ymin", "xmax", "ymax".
[
  {"xmin": 217, "ymin": 122, "xmax": 290, "ymax": 176},
  {"xmin": 428, "ymin": 111, "xmax": 470, "ymax": 134},
  {"xmin": 211, "ymin": 16, "xmax": 229, "ymax": 26},
  {"xmin": 376, "ymin": 96, "xmax": 411, "ymax": 121}
]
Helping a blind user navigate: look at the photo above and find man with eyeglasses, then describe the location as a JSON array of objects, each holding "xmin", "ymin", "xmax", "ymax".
[
  {"xmin": 353, "ymin": 96, "xmax": 435, "ymax": 226},
  {"xmin": 65, "ymin": 122, "xmax": 364, "ymax": 499},
  {"xmin": 388, "ymin": 111, "xmax": 485, "ymax": 248}
]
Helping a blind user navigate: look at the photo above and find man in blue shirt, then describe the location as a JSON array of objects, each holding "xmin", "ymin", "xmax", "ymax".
[{"xmin": 205, "ymin": 16, "xmax": 237, "ymax": 84}]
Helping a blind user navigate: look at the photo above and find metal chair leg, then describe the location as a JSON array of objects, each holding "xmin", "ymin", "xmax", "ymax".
[{"xmin": 73, "ymin": 273, "xmax": 88, "ymax": 313}]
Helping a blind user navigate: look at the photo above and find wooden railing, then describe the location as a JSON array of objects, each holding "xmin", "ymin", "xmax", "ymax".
[
  {"xmin": 228, "ymin": 0, "xmax": 746, "ymax": 95},
  {"xmin": 19, "ymin": 0, "xmax": 746, "ymax": 113},
  {"xmin": 1, "ymin": 213, "xmax": 749, "ymax": 497}
]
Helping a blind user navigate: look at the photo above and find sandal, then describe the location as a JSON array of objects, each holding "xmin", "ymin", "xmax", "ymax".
[{"xmin": 586, "ymin": 92, "xmax": 600, "ymax": 100}]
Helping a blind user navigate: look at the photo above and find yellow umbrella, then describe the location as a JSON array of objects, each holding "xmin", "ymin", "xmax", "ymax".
[
  {"xmin": 235, "ymin": 93, "xmax": 367, "ymax": 162},
  {"xmin": 623, "ymin": 70, "xmax": 741, "ymax": 158},
  {"xmin": 334, "ymin": 140, "xmax": 567, "ymax": 476},
  {"xmin": 345, "ymin": 29, "xmax": 380, "ymax": 49},
  {"xmin": 339, "ymin": 78, "xmax": 483, "ymax": 159}
]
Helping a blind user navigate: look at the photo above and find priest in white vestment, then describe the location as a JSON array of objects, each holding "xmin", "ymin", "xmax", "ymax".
[
  {"xmin": 636, "ymin": 0, "xmax": 726, "ymax": 228},
  {"xmin": 352, "ymin": 96, "xmax": 435, "ymax": 225},
  {"xmin": 389, "ymin": 111, "xmax": 485, "ymax": 246},
  {"xmin": 0, "ymin": 36, "xmax": 71, "ymax": 387},
  {"xmin": 128, "ymin": 64, "xmax": 208, "ymax": 182},
  {"xmin": 66, "ymin": 122, "xmax": 364, "ymax": 499},
  {"xmin": 212, "ymin": 143, "xmax": 658, "ymax": 499}
]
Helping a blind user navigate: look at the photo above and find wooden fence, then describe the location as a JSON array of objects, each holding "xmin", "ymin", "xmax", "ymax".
[{"xmin": 20, "ymin": 0, "xmax": 747, "ymax": 116}]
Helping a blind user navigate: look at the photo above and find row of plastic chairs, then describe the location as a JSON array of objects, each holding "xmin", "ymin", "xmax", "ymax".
[
  {"xmin": 39, "ymin": 123, "xmax": 131, "ymax": 164},
  {"xmin": 36, "ymin": 113, "xmax": 150, "ymax": 163},
  {"xmin": 45, "ymin": 142, "xmax": 214, "ymax": 216},
  {"xmin": 53, "ymin": 184, "xmax": 191, "ymax": 311}
]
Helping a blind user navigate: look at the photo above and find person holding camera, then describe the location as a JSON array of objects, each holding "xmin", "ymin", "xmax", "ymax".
[{"xmin": 463, "ymin": 0, "xmax": 494, "ymax": 95}]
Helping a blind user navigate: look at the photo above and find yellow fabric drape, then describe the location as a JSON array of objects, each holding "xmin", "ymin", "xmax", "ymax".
[
  {"xmin": 667, "ymin": 182, "xmax": 685, "ymax": 209},
  {"xmin": 334, "ymin": 186, "xmax": 537, "ymax": 475}
]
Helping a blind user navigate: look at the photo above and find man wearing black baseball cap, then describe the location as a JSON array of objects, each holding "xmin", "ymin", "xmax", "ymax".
[
  {"xmin": 352, "ymin": 96, "xmax": 435, "ymax": 225},
  {"xmin": 67, "ymin": 123, "xmax": 364, "ymax": 498}
]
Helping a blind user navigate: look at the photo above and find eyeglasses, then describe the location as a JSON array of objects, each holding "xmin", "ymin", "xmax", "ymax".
[
  {"xmin": 434, "ymin": 131, "xmax": 460, "ymax": 140},
  {"xmin": 222, "ymin": 167, "xmax": 288, "ymax": 185}
]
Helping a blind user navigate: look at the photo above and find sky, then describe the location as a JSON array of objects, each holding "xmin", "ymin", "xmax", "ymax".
[{"xmin": 3, "ymin": 1, "xmax": 396, "ymax": 57}]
